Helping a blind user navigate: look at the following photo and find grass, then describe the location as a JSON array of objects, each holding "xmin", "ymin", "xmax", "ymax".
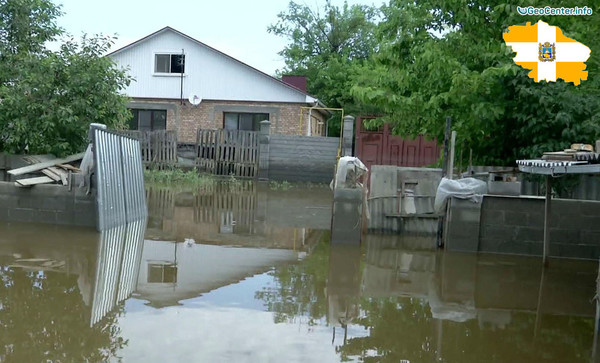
[
  {"xmin": 144, "ymin": 167, "xmax": 215, "ymax": 189},
  {"xmin": 144, "ymin": 168, "xmax": 330, "ymax": 192},
  {"xmin": 269, "ymin": 180, "xmax": 293, "ymax": 190},
  {"xmin": 268, "ymin": 180, "xmax": 331, "ymax": 190}
]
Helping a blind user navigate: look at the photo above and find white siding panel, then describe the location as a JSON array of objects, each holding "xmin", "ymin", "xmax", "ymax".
[{"xmin": 110, "ymin": 30, "xmax": 307, "ymax": 103}]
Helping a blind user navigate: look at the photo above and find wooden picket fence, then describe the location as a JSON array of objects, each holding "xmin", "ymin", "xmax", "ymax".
[
  {"xmin": 195, "ymin": 129, "xmax": 259, "ymax": 178},
  {"xmin": 193, "ymin": 180, "xmax": 257, "ymax": 233},
  {"xmin": 118, "ymin": 130, "xmax": 177, "ymax": 168}
]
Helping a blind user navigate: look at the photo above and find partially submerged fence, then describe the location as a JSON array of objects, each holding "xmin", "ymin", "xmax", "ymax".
[
  {"xmin": 90, "ymin": 218, "xmax": 145, "ymax": 326},
  {"xmin": 93, "ymin": 128, "xmax": 147, "ymax": 230},
  {"xmin": 196, "ymin": 129, "xmax": 259, "ymax": 178},
  {"xmin": 193, "ymin": 181, "xmax": 257, "ymax": 233},
  {"xmin": 118, "ymin": 130, "xmax": 177, "ymax": 168}
]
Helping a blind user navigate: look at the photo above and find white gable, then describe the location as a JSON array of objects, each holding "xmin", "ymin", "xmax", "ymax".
[{"xmin": 110, "ymin": 28, "xmax": 313, "ymax": 103}]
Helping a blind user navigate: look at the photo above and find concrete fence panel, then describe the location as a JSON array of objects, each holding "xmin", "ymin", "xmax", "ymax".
[{"xmin": 268, "ymin": 134, "xmax": 339, "ymax": 183}]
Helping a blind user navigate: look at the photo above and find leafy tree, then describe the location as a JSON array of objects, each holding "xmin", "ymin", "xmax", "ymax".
[
  {"xmin": 255, "ymin": 232, "xmax": 330, "ymax": 324},
  {"xmin": 269, "ymin": 0, "xmax": 380, "ymax": 134},
  {"xmin": 0, "ymin": 267, "xmax": 127, "ymax": 362},
  {"xmin": 0, "ymin": 0, "xmax": 131, "ymax": 156},
  {"xmin": 352, "ymin": 0, "xmax": 600, "ymax": 165}
]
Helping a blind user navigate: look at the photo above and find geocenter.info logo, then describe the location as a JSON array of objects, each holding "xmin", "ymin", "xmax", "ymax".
[{"xmin": 517, "ymin": 6, "xmax": 593, "ymax": 16}]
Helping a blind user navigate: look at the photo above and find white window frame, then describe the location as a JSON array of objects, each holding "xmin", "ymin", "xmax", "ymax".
[
  {"xmin": 146, "ymin": 260, "xmax": 178, "ymax": 284},
  {"xmin": 152, "ymin": 51, "xmax": 187, "ymax": 77}
]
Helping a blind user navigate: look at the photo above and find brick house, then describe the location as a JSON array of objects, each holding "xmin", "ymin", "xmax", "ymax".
[{"xmin": 108, "ymin": 27, "xmax": 328, "ymax": 143}]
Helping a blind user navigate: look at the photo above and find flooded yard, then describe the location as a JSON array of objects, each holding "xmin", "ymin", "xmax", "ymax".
[{"xmin": 0, "ymin": 181, "xmax": 598, "ymax": 362}]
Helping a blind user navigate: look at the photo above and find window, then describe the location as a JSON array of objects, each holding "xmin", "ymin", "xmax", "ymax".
[
  {"xmin": 129, "ymin": 109, "xmax": 167, "ymax": 131},
  {"xmin": 154, "ymin": 53, "xmax": 185, "ymax": 74},
  {"xmin": 147, "ymin": 263, "xmax": 177, "ymax": 283},
  {"xmin": 223, "ymin": 113, "xmax": 269, "ymax": 131}
]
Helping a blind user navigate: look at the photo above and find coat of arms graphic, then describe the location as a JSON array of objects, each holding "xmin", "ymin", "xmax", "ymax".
[{"xmin": 538, "ymin": 42, "xmax": 556, "ymax": 62}]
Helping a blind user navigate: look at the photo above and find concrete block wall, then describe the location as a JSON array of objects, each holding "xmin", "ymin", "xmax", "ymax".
[
  {"xmin": 0, "ymin": 181, "xmax": 96, "ymax": 227},
  {"xmin": 446, "ymin": 194, "xmax": 600, "ymax": 259},
  {"xmin": 368, "ymin": 165, "xmax": 400, "ymax": 232},
  {"xmin": 367, "ymin": 166, "xmax": 442, "ymax": 235},
  {"xmin": 444, "ymin": 198, "xmax": 483, "ymax": 252},
  {"xmin": 480, "ymin": 195, "xmax": 600, "ymax": 259},
  {"xmin": 0, "ymin": 153, "xmax": 34, "ymax": 182},
  {"xmin": 267, "ymin": 134, "xmax": 338, "ymax": 182}
]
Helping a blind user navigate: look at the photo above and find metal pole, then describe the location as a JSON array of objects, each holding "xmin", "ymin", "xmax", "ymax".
[
  {"xmin": 592, "ymin": 259, "xmax": 600, "ymax": 362},
  {"xmin": 180, "ymin": 48, "xmax": 185, "ymax": 105},
  {"xmin": 468, "ymin": 148, "xmax": 473, "ymax": 175},
  {"xmin": 448, "ymin": 131, "xmax": 456, "ymax": 180},
  {"xmin": 543, "ymin": 176, "xmax": 552, "ymax": 267},
  {"xmin": 459, "ymin": 147, "xmax": 463, "ymax": 177},
  {"xmin": 534, "ymin": 263, "xmax": 546, "ymax": 338},
  {"xmin": 442, "ymin": 117, "xmax": 451, "ymax": 177}
]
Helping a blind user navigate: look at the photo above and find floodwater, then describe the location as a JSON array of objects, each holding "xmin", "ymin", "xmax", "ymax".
[{"xmin": 0, "ymin": 181, "xmax": 598, "ymax": 362}]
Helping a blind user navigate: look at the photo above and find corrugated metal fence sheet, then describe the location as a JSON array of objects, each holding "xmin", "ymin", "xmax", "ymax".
[
  {"xmin": 90, "ymin": 218, "xmax": 146, "ymax": 326},
  {"xmin": 93, "ymin": 128, "xmax": 147, "ymax": 230},
  {"xmin": 90, "ymin": 128, "xmax": 148, "ymax": 326}
]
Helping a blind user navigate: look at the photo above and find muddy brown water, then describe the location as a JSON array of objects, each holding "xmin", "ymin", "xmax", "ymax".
[{"xmin": 0, "ymin": 181, "xmax": 597, "ymax": 362}]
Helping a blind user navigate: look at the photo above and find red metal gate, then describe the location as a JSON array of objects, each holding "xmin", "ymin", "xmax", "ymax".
[{"xmin": 355, "ymin": 116, "xmax": 441, "ymax": 172}]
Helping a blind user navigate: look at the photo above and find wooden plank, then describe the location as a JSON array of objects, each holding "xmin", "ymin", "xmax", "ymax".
[
  {"xmin": 23, "ymin": 154, "xmax": 56, "ymax": 164},
  {"xmin": 57, "ymin": 163, "xmax": 81, "ymax": 172},
  {"xmin": 15, "ymin": 176, "xmax": 54, "ymax": 186},
  {"xmin": 41, "ymin": 168, "xmax": 61, "ymax": 182},
  {"xmin": 48, "ymin": 166, "xmax": 69, "ymax": 185},
  {"xmin": 8, "ymin": 152, "xmax": 85, "ymax": 176}
]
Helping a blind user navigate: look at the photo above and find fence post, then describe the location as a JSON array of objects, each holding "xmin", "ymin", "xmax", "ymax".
[
  {"xmin": 342, "ymin": 115, "xmax": 355, "ymax": 157},
  {"xmin": 442, "ymin": 116, "xmax": 451, "ymax": 177},
  {"xmin": 258, "ymin": 120, "xmax": 271, "ymax": 181}
]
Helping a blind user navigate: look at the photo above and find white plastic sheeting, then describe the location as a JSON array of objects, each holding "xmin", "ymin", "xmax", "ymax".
[
  {"xmin": 331, "ymin": 156, "xmax": 368, "ymax": 190},
  {"xmin": 434, "ymin": 177, "xmax": 487, "ymax": 212}
]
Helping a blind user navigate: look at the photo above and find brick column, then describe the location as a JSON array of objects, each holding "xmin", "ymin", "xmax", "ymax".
[{"xmin": 258, "ymin": 120, "xmax": 271, "ymax": 181}]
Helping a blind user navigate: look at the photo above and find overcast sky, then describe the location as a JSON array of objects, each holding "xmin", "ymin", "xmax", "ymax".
[{"xmin": 54, "ymin": 0, "xmax": 380, "ymax": 76}]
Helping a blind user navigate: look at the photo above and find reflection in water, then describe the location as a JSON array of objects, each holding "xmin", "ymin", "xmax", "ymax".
[
  {"xmin": 258, "ymin": 233, "xmax": 597, "ymax": 362},
  {"xmin": 145, "ymin": 182, "xmax": 332, "ymax": 249},
  {"xmin": 328, "ymin": 244, "xmax": 361, "ymax": 345},
  {"xmin": 1, "ymin": 181, "xmax": 598, "ymax": 362},
  {"xmin": 136, "ymin": 239, "xmax": 299, "ymax": 308},
  {"xmin": 91, "ymin": 218, "xmax": 146, "ymax": 325},
  {"xmin": 0, "ymin": 219, "xmax": 146, "ymax": 362}
]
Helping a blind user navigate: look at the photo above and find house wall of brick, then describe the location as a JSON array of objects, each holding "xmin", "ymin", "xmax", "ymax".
[{"xmin": 128, "ymin": 98, "xmax": 328, "ymax": 143}]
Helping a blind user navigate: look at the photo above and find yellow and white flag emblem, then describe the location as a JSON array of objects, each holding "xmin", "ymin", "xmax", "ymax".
[{"xmin": 503, "ymin": 20, "xmax": 591, "ymax": 85}]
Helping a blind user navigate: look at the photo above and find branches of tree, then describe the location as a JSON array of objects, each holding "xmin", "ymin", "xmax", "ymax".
[
  {"xmin": 271, "ymin": 0, "xmax": 600, "ymax": 165},
  {"xmin": 269, "ymin": 0, "xmax": 380, "ymax": 136},
  {"xmin": 0, "ymin": 0, "xmax": 132, "ymax": 156}
]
